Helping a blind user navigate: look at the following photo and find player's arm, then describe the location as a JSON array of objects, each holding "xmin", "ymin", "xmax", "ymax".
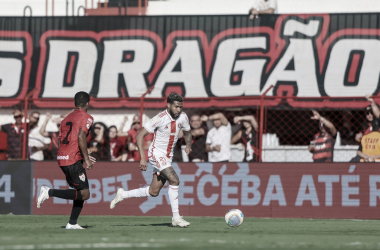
[
  {"xmin": 136, "ymin": 128, "xmax": 150, "ymax": 171},
  {"xmin": 78, "ymin": 128, "xmax": 96, "ymax": 170},
  {"xmin": 183, "ymin": 130, "xmax": 193, "ymax": 155}
]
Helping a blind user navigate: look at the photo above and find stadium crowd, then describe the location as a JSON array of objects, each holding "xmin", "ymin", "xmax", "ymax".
[{"xmin": 0, "ymin": 94, "xmax": 378, "ymax": 163}]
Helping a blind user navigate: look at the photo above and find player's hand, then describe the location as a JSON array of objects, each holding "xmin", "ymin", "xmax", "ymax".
[
  {"xmin": 365, "ymin": 94, "xmax": 374, "ymax": 103},
  {"xmin": 85, "ymin": 157, "xmax": 96, "ymax": 170},
  {"xmin": 185, "ymin": 146, "xmax": 192, "ymax": 155},
  {"xmin": 200, "ymin": 115, "xmax": 208, "ymax": 122},
  {"xmin": 311, "ymin": 110, "xmax": 321, "ymax": 120},
  {"xmin": 139, "ymin": 158, "xmax": 148, "ymax": 171}
]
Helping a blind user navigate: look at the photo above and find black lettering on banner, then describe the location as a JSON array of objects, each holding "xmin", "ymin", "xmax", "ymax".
[{"xmin": 62, "ymin": 122, "xmax": 73, "ymax": 145}]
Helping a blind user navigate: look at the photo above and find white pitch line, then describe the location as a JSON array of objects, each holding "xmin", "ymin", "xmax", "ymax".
[{"xmin": 0, "ymin": 243, "xmax": 164, "ymax": 250}]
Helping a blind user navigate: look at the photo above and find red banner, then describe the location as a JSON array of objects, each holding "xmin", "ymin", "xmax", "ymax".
[{"xmin": 33, "ymin": 162, "xmax": 380, "ymax": 219}]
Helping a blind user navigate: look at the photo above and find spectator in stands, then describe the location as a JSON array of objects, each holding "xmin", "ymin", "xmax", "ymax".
[
  {"xmin": 355, "ymin": 95, "xmax": 380, "ymax": 143},
  {"xmin": 340, "ymin": 110, "xmax": 355, "ymax": 145},
  {"xmin": 124, "ymin": 115, "xmax": 153, "ymax": 161},
  {"xmin": 109, "ymin": 125, "xmax": 125, "ymax": 161},
  {"xmin": 88, "ymin": 122, "xmax": 110, "ymax": 161},
  {"xmin": 203, "ymin": 112, "xmax": 231, "ymax": 162},
  {"xmin": 39, "ymin": 112, "xmax": 69, "ymax": 160},
  {"xmin": 28, "ymin": 111, "xmax": 51, "ymax": 161},
  {"xmin": 0, "ymin": 109, "xmax": 26, "ymax": 160},
  {"xmin": 188, "ymin": 114, "xmax": 208, "ymax": 162},
  {"xmin": 231, "ymin": 115, "xmax": 258, "ymax": 162},
  {"xmin": 308, "ymin": 110, "xmax": 337, "ymax": 162},
  {"xmin": 249, "ymin": 0, "xmax": 277, "ymax": 19},
  {"xmin": 357, "ymin": 118, "xmax": 380, "ymax": 162}
]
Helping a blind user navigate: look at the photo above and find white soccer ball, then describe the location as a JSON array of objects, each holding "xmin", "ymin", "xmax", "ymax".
[{"xmin": 225, "ymin": 209, "xmax": 244, "ymax": 227}]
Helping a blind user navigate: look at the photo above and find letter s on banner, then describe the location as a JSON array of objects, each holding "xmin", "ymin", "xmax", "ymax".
[{"xmin": 0, "ymin": 41, "xmax": 26, "ymax": 98}]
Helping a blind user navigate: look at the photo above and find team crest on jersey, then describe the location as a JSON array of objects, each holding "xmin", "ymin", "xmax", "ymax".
[
  {"xmin": 165, "ymin": 125, "xmax": 169, "ymax": 129},
  {"xmin": 79, "ymin": 173, "xmax": 86, "ymax": 182}
]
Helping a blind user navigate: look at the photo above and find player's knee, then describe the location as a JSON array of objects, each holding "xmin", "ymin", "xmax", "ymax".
[
  {"xmin": 81, "ymin": 190, "xmax": 90, "ymax": 200},
  {"xmin": 169, "ymin": 178, "xmax": 180, "ymax": 186},
  {"xmin": 149, "ymin": 189, "xmax": 160, "ymax": 197}
]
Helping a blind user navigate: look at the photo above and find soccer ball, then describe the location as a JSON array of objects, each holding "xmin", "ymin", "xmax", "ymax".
[{"xmin": 225, "ymin": 209, "xmax": 244, "ymax": 227}]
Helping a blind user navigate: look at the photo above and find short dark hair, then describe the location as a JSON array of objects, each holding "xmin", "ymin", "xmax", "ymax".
[
  {"xmin": 74, "ymin": 91, "xmax": 90, "ymax": 107},
  {"xmin": 109, "ymin": 125, "xmax": 117, "ymax": 131},
  {"xmin": 167, "ymin": 92, "xmax": 183, "ymax": 104},
  {"xmin": 372, "ymin": 118, "xmax": 380, "ymax": 131}
]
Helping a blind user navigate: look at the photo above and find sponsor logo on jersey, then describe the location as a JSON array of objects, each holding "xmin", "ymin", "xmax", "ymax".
[
  {"xmin": 57, "ymin": 155, "xmax": 69, "ymax": 160},
  {"xmin": 178, "ymin": 123, "xmax": 182, "ymax": 129}
]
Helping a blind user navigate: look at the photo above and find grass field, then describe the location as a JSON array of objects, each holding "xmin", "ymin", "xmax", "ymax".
[{"xmin": 0, "ymin": 215, "xmax": 380, "ymax": 250}]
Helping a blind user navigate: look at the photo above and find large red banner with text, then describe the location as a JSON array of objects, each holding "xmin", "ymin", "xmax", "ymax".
[{"xmin": 33, "ymin": 162, "xmax": 380, "ymax": 219}]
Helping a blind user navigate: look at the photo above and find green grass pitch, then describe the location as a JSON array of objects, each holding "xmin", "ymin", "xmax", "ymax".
[{"xmin": 0, "ymin": 215, "xmax": 380, "ymax": 249}]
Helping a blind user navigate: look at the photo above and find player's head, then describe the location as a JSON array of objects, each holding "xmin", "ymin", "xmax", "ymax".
[
  {"xmin": 74, "ymin": 91, "xmax": 90, "ymax": 109},
  {"xmin": 365, "ymin": 106, "xmax": 374, "ymax": 121},
  {"xmin": 167, "ymin": 92, "xmax": 183, "ymax": 118},
  {"xmin": 190, "ymin": 114, "xmax": 201, "ymax": 129},
  {"xmin": 372, "ymin": 118, "xmax": 380, "ymax": 132},
  {"xmin": 109, "ymin": 125, "xmax": 117, "ymax": 139}
]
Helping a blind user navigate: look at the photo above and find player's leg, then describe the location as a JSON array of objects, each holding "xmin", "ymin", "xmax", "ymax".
[
  {"xmin": 160, "ymin": 166, "xmax": 190, "ymax": 227},
  {"xmin": 66, "ymin": 188, "xmax": 89, "ymax": 229},
  {"xmin": 37, "ymin": 162, "xmax": 86, "ymax": 208},
  {"xmin": 110, "ymin": 171, "xmax": 166, "ymax": 209},
  {"xmin": 65, "ymin": 163, "xmax": 90, "ymax": 229}
]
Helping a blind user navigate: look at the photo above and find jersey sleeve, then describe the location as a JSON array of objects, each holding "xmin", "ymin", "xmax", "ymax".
[
  {"xmin": 80, "ymin": 114, "xmax": 94, "ymax": 134},
  {"xmin": 181, "ymin": 113, "xmax": 191, "ymax": 131},
  {"xmin": 144, "ymin": 114, "xmax": 161, "ymax": 133}
]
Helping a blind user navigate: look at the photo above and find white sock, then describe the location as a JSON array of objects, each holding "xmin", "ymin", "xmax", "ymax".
[
  {"xmin": 121, "ymin": 186, "xmax": 151, "ymax": 198},
  {"xmin": 168, "ymin": 185, "xmax": 180, "ymax": 219}
]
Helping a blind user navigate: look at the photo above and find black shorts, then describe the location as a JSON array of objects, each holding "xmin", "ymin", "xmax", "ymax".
[{"xmin": 60, "ymin": 160, "xmax": 89, "ymax": 190}]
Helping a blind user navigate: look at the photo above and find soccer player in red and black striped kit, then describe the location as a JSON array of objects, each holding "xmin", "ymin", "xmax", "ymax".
[
  {"xmin": 37, "ymin": 91, "xmax": 96, "ymax": 229},
  {"xmin": 308, "ymin": 110, "xmax": 337, "ymax": 162}
]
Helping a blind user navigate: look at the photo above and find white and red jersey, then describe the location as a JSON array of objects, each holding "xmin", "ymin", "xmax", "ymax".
[{"xmin": 144, "ymin": 109, "xmax": 190, "ymax": 159}]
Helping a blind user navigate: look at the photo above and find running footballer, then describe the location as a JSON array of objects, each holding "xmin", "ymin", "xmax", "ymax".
[
  {"xmin": 37, "ymin": 91, "xmax": 96, "ymax": 229},
  {"xmin": 110, "ymin": 92, "xmax": 192, "ymax": 227}
]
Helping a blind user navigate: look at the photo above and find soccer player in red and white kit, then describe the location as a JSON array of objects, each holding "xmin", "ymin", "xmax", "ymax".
[
  {"xmin": 37, "ymin": 92, "xmax": 96, "ymax": 229},
  {"xmin": 110, "ymin": 93, "xmax": 193, "ymax": 227}
]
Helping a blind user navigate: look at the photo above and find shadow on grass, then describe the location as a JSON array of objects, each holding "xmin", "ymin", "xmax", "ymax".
[{"xmin": 111, "ymin": 223, "xmax": 172, "ymax": 227}]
